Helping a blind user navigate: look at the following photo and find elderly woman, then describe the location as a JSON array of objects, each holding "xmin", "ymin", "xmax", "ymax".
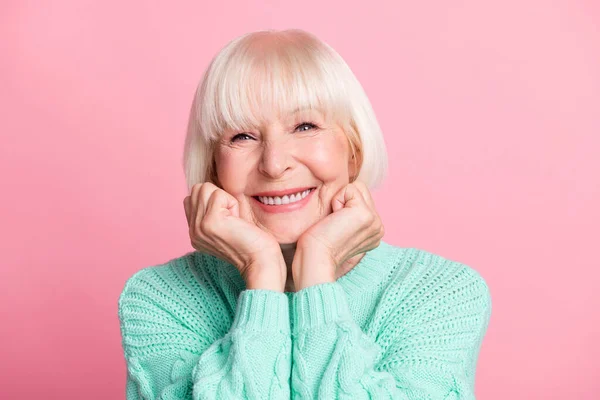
[{"xmin": 118, "ymin": 29, "xmax": 491, "ymax": 399}]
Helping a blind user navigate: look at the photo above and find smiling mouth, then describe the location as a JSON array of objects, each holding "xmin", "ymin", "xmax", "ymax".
[{"xmin": 252, "ymin": 187, "xmax": 316, "ymax": 205}]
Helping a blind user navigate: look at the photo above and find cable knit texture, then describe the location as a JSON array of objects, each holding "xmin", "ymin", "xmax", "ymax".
[{"xmin": 118, "ymin": 240, "xmax": 492, "ymax": 399}]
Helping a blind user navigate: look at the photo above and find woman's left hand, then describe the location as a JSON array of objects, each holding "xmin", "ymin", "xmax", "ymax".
[{"xmin": 292, "ymin": 181, "xmax": 385, "ymax": 290}]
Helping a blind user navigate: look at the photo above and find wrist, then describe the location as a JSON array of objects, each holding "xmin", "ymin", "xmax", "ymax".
[
  {"xmin": 292, "ymin": 245, "xmax": 336, "ymax": 290},
  {"xmin": 243, "ymin": 252, "xmax": 287, "ymax": 292}
]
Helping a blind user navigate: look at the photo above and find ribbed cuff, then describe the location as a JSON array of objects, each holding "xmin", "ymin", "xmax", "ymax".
[
  {"xmin": 231, "ymin": 289, "xmax": 290, "ymax": 334},
  {"xmin": 291, "ymin": 282, "xmax": 351, "ymax": 333}
]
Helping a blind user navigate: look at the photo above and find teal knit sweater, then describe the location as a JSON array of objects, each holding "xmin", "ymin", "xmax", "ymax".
[{"xmin": 118, "ymin": 240, "xmax": 492, "ymax": 399}]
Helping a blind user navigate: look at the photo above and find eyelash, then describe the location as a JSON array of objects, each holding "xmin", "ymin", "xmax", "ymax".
[{"xmin": 231, "ymin": 122, "xmax": 318, "ymax": 142}]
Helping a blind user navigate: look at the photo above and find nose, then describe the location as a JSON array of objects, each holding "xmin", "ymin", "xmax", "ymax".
[{"xmin": 258, "ymin": 136, "xmax": 292, "ymax": 179}]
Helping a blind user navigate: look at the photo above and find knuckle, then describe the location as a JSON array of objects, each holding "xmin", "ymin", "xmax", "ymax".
[
  {"xmin": 202, "ymin": 181, "xmax": 216, "ymax": 191},
  {"xmin": 192, "ymin": 182, "xmax": 204, "ymax": 193},
  {"xmin": 358, "ymin": 212, "xmax": 372, "ymax": 227},
  {"xmin": 198, "ymin": 220, "xmax": 209, "ymax": 236},
  {"xmin": 200, "ymin": 183, "xmax": 219, "ymax": 202},
  {"xmin": 211, "ymin": 188, "xmax": 223, "ymax": 199},
  {"xmin": 200, "ymin": 217, "xmax": 216, "ymax": 236},
  {"xmin": 191, "ymin": 222, "xmax": 201, "ymax": 239},
  {"xmin": 199, "ymin": 183, "xmax": 210, "ymax": 196}
]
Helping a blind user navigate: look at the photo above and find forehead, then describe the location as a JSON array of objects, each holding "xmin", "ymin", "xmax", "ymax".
[{"xmin": 278, "ymin": 105, "xmax": 328, "ymax": 120}]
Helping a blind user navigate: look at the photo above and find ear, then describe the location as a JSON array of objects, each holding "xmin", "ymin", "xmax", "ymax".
[
  {"xmin": 344, "ymin": 129, "xmax": 360, "ymax": 182},
  {"xmin": 348, "ymin": 151, "xmax": 358, "ymax": 182}
]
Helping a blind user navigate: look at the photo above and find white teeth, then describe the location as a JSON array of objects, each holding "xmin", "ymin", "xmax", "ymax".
[{"xmin": 258, "ymin": 189, "xmax": 313, "ymax": 205}]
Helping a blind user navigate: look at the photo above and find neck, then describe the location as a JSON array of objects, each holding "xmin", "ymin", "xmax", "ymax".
[{"xmin": 279, "ymin": 242, "xmax": 366, "ymax": 293}]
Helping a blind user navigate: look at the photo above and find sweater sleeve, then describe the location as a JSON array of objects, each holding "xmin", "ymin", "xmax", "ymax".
[
  {"xmin": 289, "ymin": 270, "xmax": 491, "ymax": 399},
  {"xmin": 118, "ymin": 269, "xmax": 292, "ymax": 400}
]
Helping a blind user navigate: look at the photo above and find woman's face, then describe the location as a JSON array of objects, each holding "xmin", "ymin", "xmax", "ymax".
[{"xmin": 214, "ymin": 107, "xmax": 356, "ymax": 244}]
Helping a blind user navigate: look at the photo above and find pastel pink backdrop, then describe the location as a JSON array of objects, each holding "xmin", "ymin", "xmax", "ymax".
[{"xmin": 1, "ymin": 1, "xmax": 599, "ymax": 399}]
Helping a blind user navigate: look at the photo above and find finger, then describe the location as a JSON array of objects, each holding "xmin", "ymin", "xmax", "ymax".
[
  {"xmin": 192, "ymin": 182, "xmax": 215, "ymax": 235},
  {"xmin": 183, "ymin": 196, "xmax": 191, "ymax": 225},
  {"xmin": 205, "ymin": 188, "xmax": 239, "ymax": 219},
  {"xmin": 353, "ymin": 181, "xmax": 385, "ymax": 240},
  {"xmin": 198, "ymin": 182, "xmax": 219, "ymax": 219},
  {"xmin": 331, "ymin": 183, "xmax": 364, "ymax": 212},
  {"xmin": 237, "ymin": 193, "xmax": 256, "ymax": 224},
  {"xmin": 353, "ymin": 180, "xmax": 376, "ymax": 211},
  {"xmin": 188, "ymin": 183, "xmax": 205, "ymax": 232}
]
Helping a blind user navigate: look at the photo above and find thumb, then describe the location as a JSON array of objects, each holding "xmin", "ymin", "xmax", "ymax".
[
  {"xmin": 331, "ymin": 184, "xmax": 362, "ymax": 213},
  {"xmin": 206, "ymin": 190, "xmax": 240, "ymax": 218}
]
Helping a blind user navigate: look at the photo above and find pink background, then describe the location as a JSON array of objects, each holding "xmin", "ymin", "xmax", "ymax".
[{"xmin": 2, "ymin": 1, "xmax": 599, "ymax": 398}]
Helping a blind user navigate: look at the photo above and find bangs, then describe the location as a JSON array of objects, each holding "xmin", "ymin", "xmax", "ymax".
[{"xmin": 198, "ymin": 33, "xmax": 352, "ymax": 142}]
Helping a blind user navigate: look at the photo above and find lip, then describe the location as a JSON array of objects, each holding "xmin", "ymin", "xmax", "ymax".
[
  {"xmin": 252, "ymin": 186, "xmax": 315, "ymax": 197},
  {"xmin": 252, "ymin": 187, "xmax": 316, "ymax": 214}
]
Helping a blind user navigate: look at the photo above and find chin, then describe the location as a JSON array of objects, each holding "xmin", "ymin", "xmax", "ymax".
[
  {"xmin": 274, "ymin": 231, "xmax": 302, "ymax": 245},
  {"xmin": 265, "ymin": 224, "xmax": 305, "ymax": 245}
]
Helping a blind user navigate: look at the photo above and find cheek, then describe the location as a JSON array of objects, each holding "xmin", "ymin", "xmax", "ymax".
[
  {"xmin": 300, "ymin": 137, "xmax": 348, "ymax": 180},
  {"xmin": 215, "ymin": 151, "xmax": 249, "ymax": 193}
]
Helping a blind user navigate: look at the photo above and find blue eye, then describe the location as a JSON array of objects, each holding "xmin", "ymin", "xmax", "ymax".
[
  {"xmin": 231, "ymin": 133, "xmax": 253, "ymax": 142},
  {"xmin": 296, "ymin": 122, "xmax": 317, "ymax": 131},
  {"xmin": 231, "ymin": 122, "xmax": 317, "ymax": 142}
]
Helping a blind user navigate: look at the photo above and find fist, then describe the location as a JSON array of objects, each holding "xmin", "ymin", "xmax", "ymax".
[{"xmin": 183, "ymin": 182, "xmax": 284, "ymax": 284}]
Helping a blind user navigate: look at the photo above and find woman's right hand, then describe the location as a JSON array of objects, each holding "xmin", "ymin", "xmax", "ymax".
[{"xmin": 183, "ymin": 182, "xmax": 286, "ymax": 291}]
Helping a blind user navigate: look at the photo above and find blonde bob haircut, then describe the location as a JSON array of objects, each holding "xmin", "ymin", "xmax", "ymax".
[{"xmin": 183, "ymin": 29, "xmax": 388, "ymax": 193}]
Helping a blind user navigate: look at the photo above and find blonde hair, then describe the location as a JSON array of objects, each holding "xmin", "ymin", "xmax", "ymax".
[{"xmin": 182, "ymin": 29, "xmax": 388, "ymax": 192}]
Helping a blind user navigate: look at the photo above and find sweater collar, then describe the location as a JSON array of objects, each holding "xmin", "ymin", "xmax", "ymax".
[{"xmin": 204, "ymin": 239, "xmax": 400, "ymax": 295}]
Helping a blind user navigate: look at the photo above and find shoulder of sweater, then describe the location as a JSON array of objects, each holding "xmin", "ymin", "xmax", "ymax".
[
  {"xmin": 118, "ymin": 250, "xmax": 239, "ymax": 299},
  {"xmin": 387, "ymin": 245, "xmax": 491, "ymax": 305},
  {"xmin": 370, "ymin": 245, "xmax": 492, "ymax": 334},
  {"xmin": 368, "ymin": 245, "xmax": 492, "ymax": 373},
  {"xmin": 117, "ymin": 251, "xmax": 239, "ymax": 341},
  {"xmin": 118, "ymin": 251, "xmax": 197, "ymax": 304}
]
